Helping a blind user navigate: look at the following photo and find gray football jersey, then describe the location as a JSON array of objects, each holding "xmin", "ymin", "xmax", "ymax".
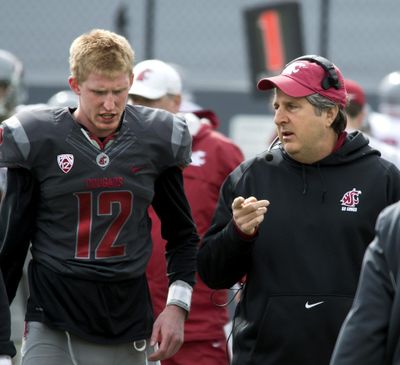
[{"xmin": 0, "ymin": 104, "xmax": 192, "ymax": 280}]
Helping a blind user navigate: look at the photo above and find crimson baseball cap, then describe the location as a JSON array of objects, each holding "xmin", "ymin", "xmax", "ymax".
[
  {"xmin": 129, "ymin": 59, "xmax": 182, "ymax": 100},
  {"xmin": 344, "ymin": 79, "xmax": 365, "ymax": 107},
  {"xmin": 257, "ymin": 58, "xmax": 347, "ymax": 108}
]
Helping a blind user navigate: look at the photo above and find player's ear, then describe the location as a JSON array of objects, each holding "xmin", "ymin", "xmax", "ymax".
[{"xmin": 68, "ymin": 76, "xmax": 80, "ymax": 95}]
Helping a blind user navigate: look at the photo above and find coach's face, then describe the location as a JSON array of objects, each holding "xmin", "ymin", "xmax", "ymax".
[
  {"xmin": 69, "ymin": 71, "xmax": 133, "ymax": 138},
  {"xmin": 272, "ymin": 89, "xmax": 338, "ymax": 164}
]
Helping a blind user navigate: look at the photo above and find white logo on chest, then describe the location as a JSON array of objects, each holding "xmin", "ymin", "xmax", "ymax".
[
  {"xmin": 305, "ymin": 301, "xmax": 324, "ymax": 309},
  {"xmin": 190, "ymin": 150, "xmax": 206, "ymax": 167},
  {"xmin": 57, "ymin": 154, "xmax": 74, "ymax": 173}
]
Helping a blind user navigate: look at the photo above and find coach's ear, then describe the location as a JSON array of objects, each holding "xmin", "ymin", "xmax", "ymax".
[
  {"xmin": 325, "ymin": 105, "xmax": 339, "ymax": 128},
  {"xmin": 68, "ymin": 76, "xmax": 80, "ymax": 95}
]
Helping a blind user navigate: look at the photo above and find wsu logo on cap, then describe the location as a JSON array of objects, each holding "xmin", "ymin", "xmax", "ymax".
[
  {"xmin": 340, "ymin": 188, "xmax": 362, "ymax": 212},
  {"xmin": 57, "ymin": 154, "xmax": 74, "ymax": 174},
  {"xmin": 136, "ymin": 68, "xmax": 152, "ymax": 81},
  {"xmin": 282, "ymin": 62, "xmax": 307, "ymax": 76}
]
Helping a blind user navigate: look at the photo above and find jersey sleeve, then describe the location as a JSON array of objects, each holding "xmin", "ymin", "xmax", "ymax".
[
  {"xmin": 147, "ymin": 108, "xmax": 192, "ymax": 169},
  {"xmin": 0, "ymin": 115, "xmax": 31, "ymax": 168},
  {"xmin": 168, "ymin": 114, "xmax": 192, "ymax": 168},
  {"xmin": 126, "ymin": 105, "xmax": 193, "ymax": 170}
]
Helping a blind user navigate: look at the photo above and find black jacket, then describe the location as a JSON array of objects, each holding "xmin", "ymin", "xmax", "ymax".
[
  {"xmin": 0, "ymin": 273, "xmax": 16, "ymax": 358},
  {"xmin": 330, "ymin": 201, "xmax": 400, "ymax": 365},
  {"xmin": 197, "ymin": 131, "xmax": 400, "ymax": 365}
]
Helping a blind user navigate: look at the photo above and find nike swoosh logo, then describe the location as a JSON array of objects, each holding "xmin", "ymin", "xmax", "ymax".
[{"xmin": 305, "ymin": 300, "xmax": 324, "ymax": 309}]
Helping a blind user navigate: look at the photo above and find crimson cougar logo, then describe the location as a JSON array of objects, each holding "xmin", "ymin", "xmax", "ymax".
[
  {"xmin": 136, "ymin": 68, "xmax": 152, "ymax": 81},
  {"xmin": 340, "ymin": 188, "xmax": 362, "ymax": 212},
  {"xmin": 57, "ymin": 154, "xmax": 74, "ymax": 173},
  {"xmin": 96, "ymin": 152, "xmax": 110, "ymax": 167}
]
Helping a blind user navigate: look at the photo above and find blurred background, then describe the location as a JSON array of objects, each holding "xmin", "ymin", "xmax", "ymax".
[{"xmin": 1, "ymin": 0, "xmax": 400, "ymax": 157}]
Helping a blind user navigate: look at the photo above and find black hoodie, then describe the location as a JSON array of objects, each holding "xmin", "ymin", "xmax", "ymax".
[{"xmin": 198, "ymin": 131, "xmax": 400, "ymax": 365}]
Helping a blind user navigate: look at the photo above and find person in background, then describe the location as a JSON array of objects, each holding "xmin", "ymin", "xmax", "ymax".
[
  {"xmin": 0, "ymin": 49, "xmax": 26, "ymax": 122},
  {"xmin": 344, "ymin": 78, "xmax": 400, "ymax": 168},
  {"xmin": 0, "ymin": 48, "xmax": 28, "ymax": 365},
  {"xmin": 129, "ymin": 59, "xmax": 244, "ymax": 365},
  {"xmin": 368, "ymin": 70, "xmax": 400, "ymax": 147},
  {"xmin": 0, "ymin": 49, "xmax": 27, "ymax": 197},
  {"xmin": 330, "ymin": 200, "xmax": 400, "ymax": 364},
  {"xmin": 0, "ymin": 29, "xmax": 199, "ymax": 365},
  {"xmin": 197, "ymin": 55, "xmax": 400, "ymax": 365},
  {"xmin": 47, "ymin": 89, "xmax": 79, "ymax": 108}
]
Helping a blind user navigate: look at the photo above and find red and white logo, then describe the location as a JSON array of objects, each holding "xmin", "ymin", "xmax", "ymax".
[
  {"xmin": 96, "ymin": 152, "xmax": 110, "ymax": 167},
  {"xmin": 283, "ymin": 62, "xmax": 307, "ymax": 76},
  {"xmin": 136, "ymin": 68, "xmax": 152, "ymax": 81},
  {"xmin": 340, "ymin": 188, "xmax": 362, "ymax": 212},
  {"xmin": 57, "ymin": 154, "xmax": 74, "ymax": 174}
]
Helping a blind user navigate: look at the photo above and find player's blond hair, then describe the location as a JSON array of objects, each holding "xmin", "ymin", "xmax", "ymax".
[{"xmin": 69, "ymin": 29, "xmax": 134, "ymax": 83}]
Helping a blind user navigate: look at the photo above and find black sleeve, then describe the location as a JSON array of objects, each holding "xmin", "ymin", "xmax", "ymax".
[
  {"xmin": 0, "ymin": 168, "xmax": 37, "ymax": 303},
  {"xmin": 197, "ymin": 171, "xmax": 255, "ymax": 289},
  {"xmin": 0, "ymin": 272, "xmax": 16, "ymax": 358},
  {"xmin": 152, "ymin": 166, "xmax": 199, "ymax": 287}
]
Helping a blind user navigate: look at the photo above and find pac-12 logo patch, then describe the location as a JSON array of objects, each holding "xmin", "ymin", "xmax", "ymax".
[
  {"xmin": 57, "ymin": 154, "xmax": 74, "ymax": 173},
  {"xmin": 340, "ymin": 188, "xmax": 362, "ymax": 212}
]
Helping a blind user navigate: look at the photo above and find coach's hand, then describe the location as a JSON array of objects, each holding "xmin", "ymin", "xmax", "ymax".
[{"xmin": 232, "ymin": 196, "xmax": 269, "ymax": 235}]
